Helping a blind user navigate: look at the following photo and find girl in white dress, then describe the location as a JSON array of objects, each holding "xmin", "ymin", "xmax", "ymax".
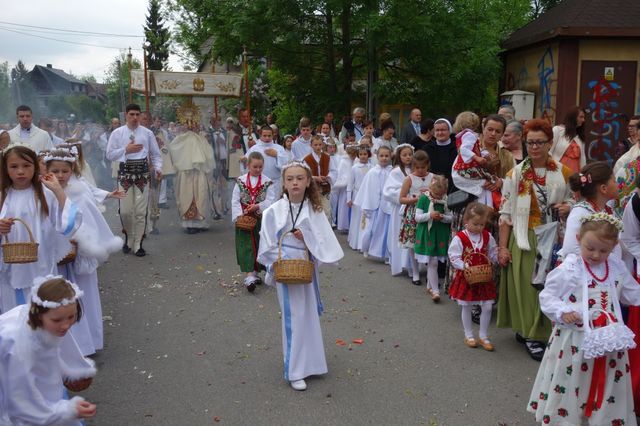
[
  {"xmin": 0, "ymin": 145, "xmax": 80, "ymax": 313},
  {"xmin": 354, "ymin": 145, "xmax": 393, "ymax": 259},
  {"xmin": 399, "ymin": 150, "xmax": 433, "ymax": 285},
  {"xmin": 332, "ymin": 143, "xmax": 357, "ymax": 232},
  {"xmin": 46, "ymin": 147, "xmax": 124, "ymax": 355},
  {"xmin": 559, "ymin": 161, "xmax": 620, "ymax": 260},
  {"xmin": 257, "ymin": 161, "xmax": 344, "ymax": 391},
  {"xmin": 383, "ymin": 144, "xmax": 414, "ymax": 275},
  {"xmin": 347, "ymin": 146, "xmax": 372, "ymax": 250},
  {"xmin": 0, "ymin": 275, "xmax": 97, "ymax": 425},
  {"xmin": 528, "ymin": 213, "xmax": 640, "ymax": 425}
]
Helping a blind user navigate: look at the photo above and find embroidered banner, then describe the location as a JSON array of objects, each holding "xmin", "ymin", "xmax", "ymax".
[{"xmin": 130, "ymin": 71, "xmax": 242, "ymax": 97}]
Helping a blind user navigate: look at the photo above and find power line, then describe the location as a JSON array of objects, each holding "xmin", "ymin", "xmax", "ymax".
[
  {"xmin": 0, "ymin": 20, "xmax": 143, "ymax": 38},
  {"xmin": 0, "ymin": 27, "xmax": 143, "ymax": 50}
]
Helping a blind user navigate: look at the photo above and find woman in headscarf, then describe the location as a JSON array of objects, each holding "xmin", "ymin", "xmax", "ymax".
[{"xmin": 424, "ymin": 118, "xmax": 457, "ymax": 193}]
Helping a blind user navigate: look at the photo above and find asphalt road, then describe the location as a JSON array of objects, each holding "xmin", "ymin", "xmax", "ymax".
[{"xmin": 83, "ymin": 200, "xmax": 540, "ymax": 426}]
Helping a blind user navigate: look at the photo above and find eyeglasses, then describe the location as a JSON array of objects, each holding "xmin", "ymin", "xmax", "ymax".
[{"xmin": 525, "ymin": 140, "xmax": 549, "ymax": 147}]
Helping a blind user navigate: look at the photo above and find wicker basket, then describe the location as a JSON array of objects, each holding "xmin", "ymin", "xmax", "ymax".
[
  {"xmin": 463, "ymin": 251, "xmax": 493, "ymax": 285},
  {"xmin": 235, "ymin": 214, "xmax": 257, "ymax": 231},
  {"xmin": 2, "ymin": 218, "xmax": 38, "ymax": 264},
  {"xmin": 64, "ymin": 377, "xmax": 93, "ymax": 392},
  {"xmin": 57, "ymin": 241, "xmax": 78, "ymax": 266},
  {"xmin": 273, "ymin": 231, "xmax": 314, "ymax": 285}
]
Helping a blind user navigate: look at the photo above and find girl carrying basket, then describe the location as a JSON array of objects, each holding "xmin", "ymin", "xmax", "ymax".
[{"xmin": 257, "ymin": 161, "xmax": 344, "ymax": 391}]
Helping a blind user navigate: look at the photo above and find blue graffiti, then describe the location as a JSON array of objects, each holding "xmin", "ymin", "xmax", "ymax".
[
  {"xmin": 537, "ymin": 47, "xmax": 555, "ymax": 116},
  {"xmin": 587, "ymin": 78, "xmax": 621, "ymax": 165}
]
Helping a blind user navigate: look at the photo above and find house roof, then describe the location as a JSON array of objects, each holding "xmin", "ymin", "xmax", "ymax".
[
  {"xmin": 503, "ymin": 0, "xmax": 640, "ymax": 51},
  {"xmin": 33, "ymin": 65, "xmax": 85, "ymax": 85}
]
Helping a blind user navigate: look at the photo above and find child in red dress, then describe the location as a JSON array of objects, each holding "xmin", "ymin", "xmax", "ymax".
[{"xmin": 448, "ymin": 202, "xmax": 498, "ymax": 351}]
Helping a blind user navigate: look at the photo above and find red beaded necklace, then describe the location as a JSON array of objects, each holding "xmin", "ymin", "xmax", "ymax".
[
  {"xmin": 584, "ymin": 259, "xmax": 609, "ymax": 282},
  {"xmin": 586, "ymin": 199, "xmax": 613, "ymax": 214}
]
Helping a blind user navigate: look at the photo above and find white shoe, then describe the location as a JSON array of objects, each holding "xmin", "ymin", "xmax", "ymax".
[{"xmin": 290, "ymin": 379, "xmax": 307, "ymax": 391}]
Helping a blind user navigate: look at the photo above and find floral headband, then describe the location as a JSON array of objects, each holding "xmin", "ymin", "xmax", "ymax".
[
  {"xmin": 580, "ymin": 212, "xmax": 623, "ymax": 231},
  {"xmin": 43, "ymin": 146, "xmax": 78, "ymax": 163},
  {"xmin": 3, "ymin": 142, "xmax": 35, "ymax": 154},
  {"xmin": 395, "ymin": 143, "xmax": 415, "ymax": 154},
  {"xmin": 31, "ymin": 275, "xmax": 83, "ymax": 309},
  {"xmin": 281, "ymin": 160, "xmax": 311, "ymax": 176}
]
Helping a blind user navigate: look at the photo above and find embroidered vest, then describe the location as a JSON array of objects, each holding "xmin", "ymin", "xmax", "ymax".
[{"xmin": 304, "ymin": 153, "xmax": 331, "ymax": 194}]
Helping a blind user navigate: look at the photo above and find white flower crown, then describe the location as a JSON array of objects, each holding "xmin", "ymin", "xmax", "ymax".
[
  {"xmin": 395, "ymin": 143, "xmax": 414, "ymax": 153},
  {"xmin": 31, "ymin": 275, "xmax": 83, "ymax": 308},
  {"xmin": 281, "ymin": 160, "xmax": 311, "ymax": 175},
  {"xmin": 580, "ymin": 212, "xmax": 623, "ymax": 232},
  {"xmin": 43, "ymin": 146, "xmax": 78, "ymax": 163}
]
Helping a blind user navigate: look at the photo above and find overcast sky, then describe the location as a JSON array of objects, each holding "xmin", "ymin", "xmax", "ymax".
[{"xmin": 0, "ymin": 0, "xmax": 184, "ymax": 82}]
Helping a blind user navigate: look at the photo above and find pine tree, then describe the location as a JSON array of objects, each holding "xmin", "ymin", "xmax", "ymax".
[{"xmin": 144, "ymin": 0, "xmax": 171, "ymax": 71}]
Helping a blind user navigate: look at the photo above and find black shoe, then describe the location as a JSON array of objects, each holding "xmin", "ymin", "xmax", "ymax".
[
  {"xmin": 515, "ymin": 333, "xmax": 526, "ymax": 344},
  {"xmin": 471, "ymin": 305, "xmax": 481, "ymax": 325},
  {"xmin": 213, "ymin": 213, "xmax": 222, "ymax": 220},
  {"xmin": 525, "ymin": 340, "xmax": 545, "ymax": 362},
  {"xmin": 150, "ymin": 228, "xmax": 159, "ymax": 235},
  {"xmin": 247, "ymin": 282, "xmax": 256, "ymax": 293},
  {"xmin": 186, "ymin": 228, "xmax": 198, "ymax": 234},
  {"xmin": 158, "ymin": 203, "xmax": 169, "ymax": 209},
  {"xmin": 135, "ymin": 248, "xmax": 146, "ymax": 257},
  {"xmin": 255, "ymin": 277, "xmax": 263, "ymax": 286},
  {"xmin": 412, "ymin": 280, "xmax": 422, "ymax": 286},
  {"xmin": 122, "ymin": 245, "xmax": 131, "ymax": 254}
]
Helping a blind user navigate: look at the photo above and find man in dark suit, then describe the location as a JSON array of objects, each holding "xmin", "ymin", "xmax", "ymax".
[{"xmin": 400, "ymin": 108, "xmax": 422, "ymax": 145}]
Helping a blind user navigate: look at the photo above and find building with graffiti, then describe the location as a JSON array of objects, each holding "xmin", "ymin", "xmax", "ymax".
[{"xmin": 500, "ymin": 0, "xmax": 640, "ymax": 163}]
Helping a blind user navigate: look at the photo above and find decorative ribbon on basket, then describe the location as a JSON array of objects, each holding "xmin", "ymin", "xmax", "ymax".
[
  {"xmin": 273, "ymin": 231, "xmax": 315, "ymax": 285},
  {"xmin": 2, "ymin": 218, "xmax": 38, "ymax": 264},
  {"xmin": 57, "ymin": 241, "xmax": 78, "ymax": 266},
  {"xmin": 463, "ymin": 251, "xmax": 492, "ymax": 285}
]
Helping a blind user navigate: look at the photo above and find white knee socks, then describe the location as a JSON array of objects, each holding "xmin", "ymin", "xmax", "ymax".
[
  {"xmin": 461, "ymin": 302, "xmax": 493, "ymax": 339},
  {"xmin": 479, "ymin": 301, "xmax": 493, "ymax": 340},
  {"xmin": 427, "ymin": 259, "xmax": 439, "ymax": 294},
  {"xmin": 461, "ymin": 305, "xmax": 474, "ymax": 338},
  {"xmin": 410, "ymin": 250, "xmax": 420, "ymax": 281}
]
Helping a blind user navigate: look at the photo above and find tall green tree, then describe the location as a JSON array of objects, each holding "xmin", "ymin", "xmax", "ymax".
[
  {"xmin": 169, "ymin": 0, "xmax": 531, "ymax": 121},
  {"xmin": 530, "ymin": 0, "xmax": 563, "ymax": 18},
  {"xmin": 0, "ymin": 62, "xmax": 12, "ymax": 122},
  {"xmin": 10, "ymin": 60, "xmax": 37, "ymax": 111},
  {"xmin": 103, "ymin": 53, "xmax": 142, "ymax": 119},
  {"xmin": 144, "ymin": 0, "xmax": 171, "ymax": 70}
]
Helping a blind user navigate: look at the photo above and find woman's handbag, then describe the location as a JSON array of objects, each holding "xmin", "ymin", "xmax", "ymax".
[{"xmin": 447, "ymin": 190, "xmax": 476, "ymax": 211}]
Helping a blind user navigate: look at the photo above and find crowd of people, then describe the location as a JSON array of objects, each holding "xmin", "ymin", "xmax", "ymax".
[{"xmin": 1, "ymin": 99, "xmax": 640, "ymax": 424}]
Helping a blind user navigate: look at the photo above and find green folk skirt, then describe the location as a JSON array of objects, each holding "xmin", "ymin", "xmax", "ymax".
[
  {"xmin": 235, "ymin": 219, "xmax": 261, "ymax": 273},
  {"xmin": 496, "ymin": 229, "xmax": 551, "ymax": 341}
]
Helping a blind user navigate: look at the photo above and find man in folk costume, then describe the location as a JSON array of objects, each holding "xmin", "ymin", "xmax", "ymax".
[
  {"xmin": 169, "ymin": 102, "xmax": 215, "ymax": 234},
  {"xmin": 8, "ymin": 105, "xmax": 54, "ymax": 153},
  {"xmin": 304, "ymin": 134, "xmax": 337, "ymax": 221},
  {"xmin": 106, "ymin": 104, "xmax": 163, "ymax": 257}
]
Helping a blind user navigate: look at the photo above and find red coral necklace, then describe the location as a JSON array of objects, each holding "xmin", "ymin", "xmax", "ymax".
[{"xmin": 584, "ymin": 259, "xmax": 609, "ymax": 282}]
